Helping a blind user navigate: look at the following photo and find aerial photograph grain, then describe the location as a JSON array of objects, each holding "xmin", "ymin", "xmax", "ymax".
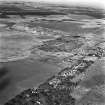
[{"xmin": 0, "ymin": 0, "xmax": 105, "ymax": 105}]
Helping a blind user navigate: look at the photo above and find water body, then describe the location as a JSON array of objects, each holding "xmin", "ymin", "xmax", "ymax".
[{"xmin": 0, "ymin": 58, "xmax": 60, "ymax": 104}]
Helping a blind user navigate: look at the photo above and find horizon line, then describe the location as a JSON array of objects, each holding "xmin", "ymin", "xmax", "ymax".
[{"xmin": 0, "ymin": 0, "xmax": 105, "ymax": 10}]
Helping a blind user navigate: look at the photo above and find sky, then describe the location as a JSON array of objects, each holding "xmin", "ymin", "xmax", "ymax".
[{"xmin": 0, "ymin": 0, "xmax": 105, "ymax": 9}]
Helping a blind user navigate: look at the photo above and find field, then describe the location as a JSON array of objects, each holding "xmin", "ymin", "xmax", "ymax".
[{"xmin": 0, "ymin": 1, "xmax": 105, "ymax": 105}]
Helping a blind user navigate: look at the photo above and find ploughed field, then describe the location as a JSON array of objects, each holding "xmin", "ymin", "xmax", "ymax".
[{"xmin": 0, "ymin": 1, "xmax": 105, "ymax": 105}]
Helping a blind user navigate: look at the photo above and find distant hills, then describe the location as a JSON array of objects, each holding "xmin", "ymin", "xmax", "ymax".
[{"xmin": 0, "ymin": 1, "xmax": 104, "ymax": 19}]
